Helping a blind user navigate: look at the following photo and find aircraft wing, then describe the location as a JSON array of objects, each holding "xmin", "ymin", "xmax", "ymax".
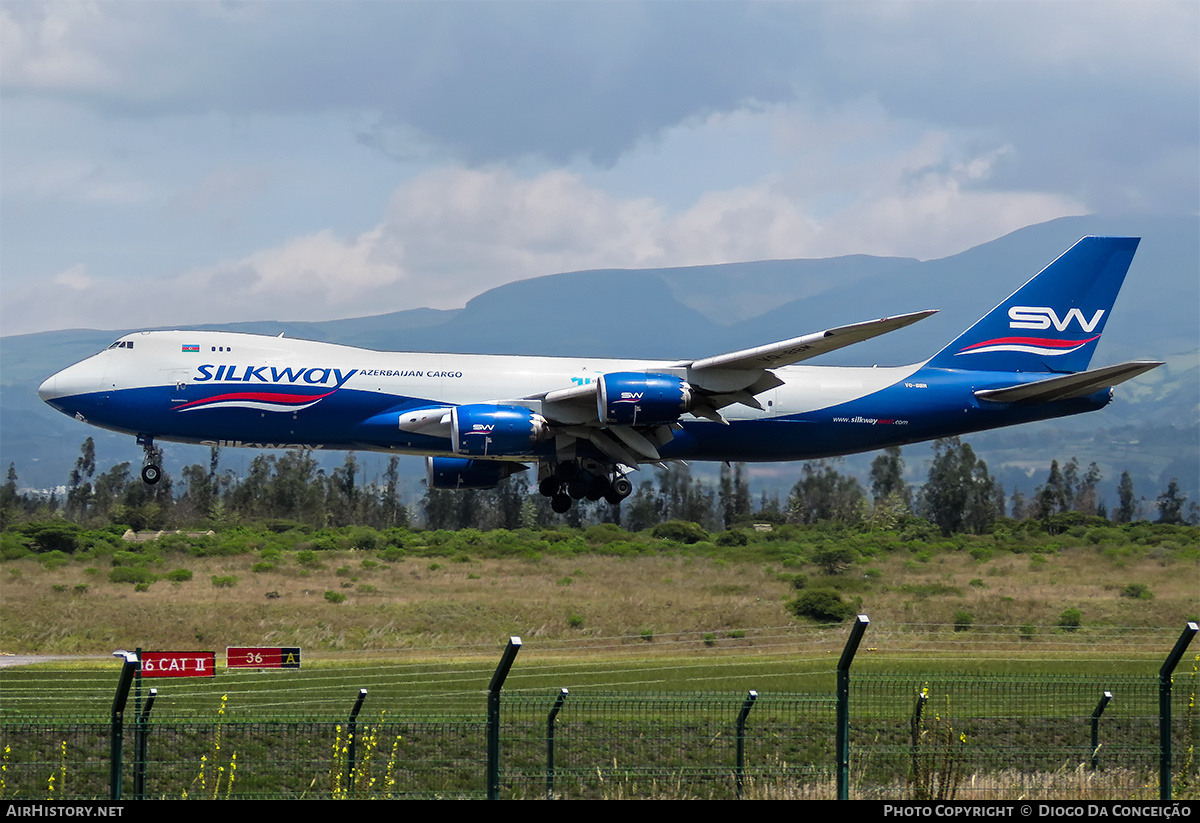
[
  {"xmin": 396, "ymin": 311, "xmax": 940, "ymax": 462},
  {"xmin": 974, "ymin": 360, "xmax": 1163, "ymax": 404},
  {"xmin": 518, "ymin": 309, "xmax": 939, "ymax": 464},
  {"xmin": 676, "ymin": 310, "xmax": 937, "ymax": 372}
]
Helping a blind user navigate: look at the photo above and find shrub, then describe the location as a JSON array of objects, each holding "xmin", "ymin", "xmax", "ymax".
[
  {"xmin": 39, "ymin": 551, "xmax": 72, "ymax": 570},
  {"xmin": 1, "ymin": 533, "xmax": 32, "ymax": 560},
  {"xmin": 953, "ymin": 610, "xmax": 973, "ymax": 632},
  {"xmin": 584, "ymin": 523, "xmax": 628, "ymax": 545},
  {"xmin": 324, "ymin": 591, "xmax": 346, "ymax": 604},
  {"xmin": 1120, "ymin": 583, "xmax": 1153, "ymax": 600},
  {"xmin": 715, "ymin": 529, "xmax": 750, "ymax": 547},
  {"xmin": 210, "ymin": 575, "xmax": 239, "ymax": 588},
  {"xmin": 165, "ymin": 568, "xmax": 193, "ymax": 582},
  {"xmin": 651, "ymin": 521, "xmax": 709, "ymax": 544},
  {"xmin": 18, "ymin": 521, "xmax": 83, "ymax": 554},
  {"xmin": 109, "ymin": 566, "xmax": 155, "ymax": 585},
  {"xmin": 788, "ymin": 588, "xmax": 854, "ymax": 623},
  {"xmin": 295, "ymin": 550, "xmax": 323, "ymax": 568},
  {"xmin": 1058, "ymin": 607, "xmax": 1083, "ymax": 632},
  {"xmin": 812, "ymin": 544, "xmax": 856, "ymax": 575}
]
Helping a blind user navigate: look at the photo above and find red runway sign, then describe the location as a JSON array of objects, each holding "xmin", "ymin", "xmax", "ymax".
[
  {"xmin": 141, "ymin": 651, "xmax": 215, "ymax": 678},
  {"xmin": 227, "ymin": 647, "xmax": 302, "ymax": 669}
]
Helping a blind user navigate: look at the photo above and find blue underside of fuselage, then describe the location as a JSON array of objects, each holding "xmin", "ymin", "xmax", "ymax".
[{"xmin": 44, "ymin": 366, "xmax": 1111, "ymax": 464}]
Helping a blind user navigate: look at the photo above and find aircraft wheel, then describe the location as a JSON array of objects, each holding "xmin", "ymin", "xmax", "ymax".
[
  {"xmin": 551, "ymin": 493, "xmax": 572, "ymax": 514},
  {"xmin": 538, "ymin": 477, "xmax": 560, "ymax": 498},
  {"xmin": 586, "ymin": 475, "xmax": 610, "ymax": 501},
  {"xmin": 567, "ymin": 477, "xmax": 588, "ymax": 500},
  {"xmin": 610, "ymin": 475, "xmax": 633, "ymax": 500},
  {"xmin": 141, "ymin": 464, "xmax": 162, "ymax": 485}
]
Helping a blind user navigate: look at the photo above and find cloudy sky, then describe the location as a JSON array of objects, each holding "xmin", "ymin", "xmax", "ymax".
[{"xmin": 2, "ymin": 1, "xmax": 1196, "ymax": 335}]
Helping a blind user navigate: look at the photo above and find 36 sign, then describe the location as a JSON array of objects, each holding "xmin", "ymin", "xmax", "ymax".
[
  {"xmin": 227, "ymin": 647, "xmax": 302, "ymax": 669},
  {"xmin": 141, "ymin": 651, "xmax": 215, "ymax": 678}
]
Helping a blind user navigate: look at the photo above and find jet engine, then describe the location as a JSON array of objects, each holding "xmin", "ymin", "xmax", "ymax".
[
  {"xmin": 426, "ymin": 457, "xmax": 525, "ymax": 490},
  {"xmin": 598, "ymin": 372, "xmax": 695, "ymax": 426},
  {"xmin": 451, "ymin": 404, "xmax": 550, "ymax": 456}
]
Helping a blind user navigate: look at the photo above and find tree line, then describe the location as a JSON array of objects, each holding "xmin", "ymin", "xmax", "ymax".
[{"xmin": 1, "ymin": 436, "xmax": 1194, "ymax": 534}]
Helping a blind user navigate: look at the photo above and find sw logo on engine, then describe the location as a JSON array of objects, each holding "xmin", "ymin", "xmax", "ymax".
[{"xmin": 1008, "ymin": 306, "xmax": 1105, "ymax": 332}]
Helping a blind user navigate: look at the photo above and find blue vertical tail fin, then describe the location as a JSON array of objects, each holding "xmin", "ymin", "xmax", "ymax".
[{"xmin": 925, "ymin": 236, "xmax": 1139, "ymax": 373}]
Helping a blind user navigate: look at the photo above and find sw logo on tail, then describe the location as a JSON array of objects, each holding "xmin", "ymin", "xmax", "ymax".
[
  {"xmin": 39, "ymin": 236, "xmax": 1161, "ymax": 512},
  {"xmin": 1008, "ymin": 306, "xmax": 1105, "ymax": 332}
]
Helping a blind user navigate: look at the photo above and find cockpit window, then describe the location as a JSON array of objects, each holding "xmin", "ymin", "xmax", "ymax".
[{"xmin": 107, "ymin": 341, "xmax": 134, "ymax": 350}]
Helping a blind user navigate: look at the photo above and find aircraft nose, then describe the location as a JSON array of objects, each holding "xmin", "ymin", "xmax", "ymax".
[
  {"xmin": 37, "ymin": 373, "xmax": 57, "ymax": 403},
  {"xmin": 38, "ymin": 358, "xmax": 106, "ymax": 409}
]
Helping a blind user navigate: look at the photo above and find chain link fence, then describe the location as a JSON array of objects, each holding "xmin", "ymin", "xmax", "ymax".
[{"xmin": 3, "ymin": 672, "xmax": 1195, "ymax": 800}]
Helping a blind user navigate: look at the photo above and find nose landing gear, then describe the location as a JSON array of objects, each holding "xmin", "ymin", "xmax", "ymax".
[{"xmin": 136, "ymin": 434, "xmax": 163, "ymax": 485}]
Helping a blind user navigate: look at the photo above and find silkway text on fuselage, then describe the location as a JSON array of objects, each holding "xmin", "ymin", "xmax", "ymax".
[
  {"xmin": 191, "ymin": 366, "xmax": 466, "ymax": 386},
  {"xmin": 194, "ymin": 365, "xmax": 358, "ymax": 387}
]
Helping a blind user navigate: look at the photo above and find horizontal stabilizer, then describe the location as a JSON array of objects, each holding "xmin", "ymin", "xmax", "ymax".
[{"xmin": 974, "ymin": 361, "xmax": 1163, "ymax": 404}]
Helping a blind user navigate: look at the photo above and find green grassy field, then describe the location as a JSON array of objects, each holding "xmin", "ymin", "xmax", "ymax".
[{"xmin": 2, "ymin": 519, "xmax": 1197, "ymax": 725}]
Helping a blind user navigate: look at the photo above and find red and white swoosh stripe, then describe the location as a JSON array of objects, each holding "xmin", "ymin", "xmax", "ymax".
[
  {"xmin": 175, "ymin": 389, "xmax": 336, "ymax": 413},
  {"xmin": 956, "ymin": 335, "xmax": 1100, "ymax": 357}
]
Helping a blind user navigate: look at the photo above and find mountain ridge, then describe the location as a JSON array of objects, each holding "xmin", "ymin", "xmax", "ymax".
[{"xmin": 3, "ymin": 213, "xmax": 1196, "ymax": 501}]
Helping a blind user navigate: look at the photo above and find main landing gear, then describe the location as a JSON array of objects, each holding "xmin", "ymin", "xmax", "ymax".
[
  {"xmin": 137, "ymin": 434, "xmax": 162, "ymax": 485},
  {"xmin": 538, "ymin": 461, "xmax": 633, "ymax": 513}
]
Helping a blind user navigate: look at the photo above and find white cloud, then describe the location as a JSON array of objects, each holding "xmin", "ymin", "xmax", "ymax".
[
  {"xmin": 1, "ymin": 2, "xmax": 1187, "ymax": 334},
  {"xmin": 0, "ymin": 140, "xmax": 1087, "ymax": 334},
  {"xmin": 1, "ymin": 2, "xmax": 134, "ymax": 92},
  {"xmin": 51, "ymin": 264, "xmax": 91, "ymax": 291}
]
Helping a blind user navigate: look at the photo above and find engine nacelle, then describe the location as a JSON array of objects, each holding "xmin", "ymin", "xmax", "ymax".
[
  {"xmin": 598, "ymin": 372, "xmax": 694, "ymax": 426},
  {"xmin": 451, "ymin": 404, "xmax": 549, "ymax": 456},
  {"xmin": 426, "ymin": 457, "xmax": 524, "ymax": 490}
]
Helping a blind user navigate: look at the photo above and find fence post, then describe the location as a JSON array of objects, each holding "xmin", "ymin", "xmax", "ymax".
[
  {"xmin": 1159, "ymin": 622, "xmax": 1198, "ymax": 800},
  {"xmin": 836, "ymin": 614, "xmax": 869, "ymax": 800},
  {"xmin": 546, "ymin": 688, "xmax": 568, "ymax": 799},
  {"xmin": 109, "ymin": 650, "xmax": 140, "ymax": 800},
  {"xmin": 909, "ymin": 686, "xmax": 929, "ymax": 786},
  {"xmin": 346, "ymin": 689, "xmax": 368, "ymax": 796},
  {"xmin": 133, "ymin": 688, "xmax": 157, "ymax": 800},
  {"xmin": 1089, "ymin": 691, "xmax": 1112, "ymax": 771},
  {"xmin": 735, "ymin": 690, "xmax": 758, "ymax": 800},
  {"xmin": 487, "ymin": 636, "xmax": 522, "ymax": 800}
]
